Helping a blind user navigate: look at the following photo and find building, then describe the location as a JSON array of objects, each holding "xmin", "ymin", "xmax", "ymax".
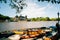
[
  {"xmin": 19, "ymin": 15, "xmax": 27, "ymax": 21},
  {"xmin": 14, "ymin": 15, "xmax": 27, "ymax": 22}
]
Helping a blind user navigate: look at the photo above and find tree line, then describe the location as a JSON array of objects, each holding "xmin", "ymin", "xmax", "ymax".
[
  {"xmin": 27, "ymin": 17, "xmax": 60, "ymax": 21},
  {"xmin": 0, "ymin": 14, "xmax": 10, "ymax": 21},
  {"xmin": 0, "ymin": 14, "xmax": 60, "ymax": 22}
]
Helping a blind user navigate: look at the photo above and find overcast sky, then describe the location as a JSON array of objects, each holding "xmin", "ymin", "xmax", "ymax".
[{"xmin": 0, "ymin": 0, "xmax": 60, "ymax": 18}]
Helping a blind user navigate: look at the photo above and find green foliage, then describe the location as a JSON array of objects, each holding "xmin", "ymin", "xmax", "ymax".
[
  {"xmin": 36, "ymin": 17, "xmax": 40, "ymax": 21},
  {"xmin": 38, "ymin": 0, "xmax": 60, "ymax": 4},
  {"xmin": 50, "ymin": 18, "xmax": 56, "ymax": 21},
  {"xmin": 0, "ymin": 0, "xmax": 7, "ymax": 3},
  {"xmin": 0, "ymin": 0, "xmax": 60, "ymax": 13},
  {"xmin": 31, "ymin": 18, "xmax": 36, "ymax": 21},
  {"xmin": 29, "ymin": 17, "xmax": 59, "ymax": 21},
  {"xmin": 9, "ymin": 18, "xmax": 14, "ymax": 22},
  {"xmin": 45, "ymin": 17, "xmax": 50, "ymax": 21},
  {"xmin": 0, "ymin": 0, "xmax": 27, "ymax": 13},
  {"xmin": 40, "ymin": 17, "xmax": 46, "ymax": 21},
  {"xmin": 10, "ymin": 0, "xmax": 27, "ymax": 13},
  {"xmin": 56, "ymin": 18, "xmax": 60, "ymax": 21},
  {"xmin": 0, "ymin": 14, "xmax": 10, "ymax": 20},
  {"xmin": 15, "ymin": 15, "xmax": 18, "ymax": 18}
]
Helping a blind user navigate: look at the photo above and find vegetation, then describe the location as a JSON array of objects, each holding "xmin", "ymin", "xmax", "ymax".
[
  {"xmin": 0, "ymin": 14, "xmax": 10, "ymax": 20},
  {"xmin": 0, "ymin": 0, "xmax": 27, "ymax": 13},
  {"xmin": 0, "ymin": 14, "xmax": 10, "ymax": 22},
  {"xmin": 28, "ymin": 17, "xmax": 60, "ymax": 21},
  {"xmin": 38, "ymin": 0, "xmax": 60, "ymax": 4},
  {"xmin": 0, "ymin": 14, "xmax": 59, "ymax": 22},
  {"xmin": 0, "ymin": 0, "xmax": 60, "ymax": 21},
  {"xmin": 0, "ymin": 0, "xmax": 60, "ymax": 13}
]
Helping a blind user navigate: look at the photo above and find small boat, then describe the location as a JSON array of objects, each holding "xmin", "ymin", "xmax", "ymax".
[
  {"xmin": 13, "ymin": 30, "xmax": 24, "ymax": 35},
  {"xmin": 8, "ymin": 34, "xmax": 20, "ymax": 40},
  {"xmin": 0, "ymin": 31, "xmax": 15, "ymax": 38}
]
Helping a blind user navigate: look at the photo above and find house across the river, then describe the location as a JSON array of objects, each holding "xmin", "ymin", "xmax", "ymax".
[{"xmin": 14, "ymin": 15, "xmax": 27, "ymax": 22}]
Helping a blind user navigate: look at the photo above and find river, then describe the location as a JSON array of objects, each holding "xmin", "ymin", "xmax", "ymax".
[{"xmin": 0, "ymin": 21, "xmax": 59, "ymax": 32}]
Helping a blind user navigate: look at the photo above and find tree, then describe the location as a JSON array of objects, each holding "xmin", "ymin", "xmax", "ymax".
[
  {"xmin": 40, "ymin": 17, "xmax": 46, "ymax": 21},
  {"xmin": 50, "ymin": 18, "xmax": 56, "ymax": 21},
  {"xmin": 38, "ymin": 0, "xmax": 60, "ymax": 4},
  {"xmin": 31, "ymin": 18, "xmax": 36, "ymax": 21},
  {"xmin": 0, "ymin": 0, "xmax": 60, "ymax": 13},
  {"xmin": 0, "ymin": 0, "xmax": 27, "ymax": 13},
  {"xmin": 0, "ymin": 14, "xmax": 10, "ymax": 20},
  {"xmin": 36, "ymin": 17, "xmax": 40, "ymax": 21},
  {"xmin": 45, "ymin": 17, "xmax": 50, "ymax": 21},
  {"xmin": 56, "ymin": 18, "xmax": 60, "ymax": 21},
  {"xmin": 15, "ymin": 15, "xmax": 18, "ymax": 18}
]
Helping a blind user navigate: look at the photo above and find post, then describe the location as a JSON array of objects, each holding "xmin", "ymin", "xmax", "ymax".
[
  {"xmin": 56, "ymin": 12, "xmax": 60, "ymax": 33},
  {"xmin": 57, "ymin": 12, "xmax": 59, "ymax": 24}
]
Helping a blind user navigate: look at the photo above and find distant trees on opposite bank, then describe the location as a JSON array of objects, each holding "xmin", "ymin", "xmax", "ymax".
[
  {"xmin": 28, "ymin": 17, "xmax": 60, "ymax": 21},
  {"xmin": 0, "ymin": 14, "xmax": 60, "ymax": 22},
  {"xmin": 0, "ymin": 14, "xmax": 10, "ymax": 22}
]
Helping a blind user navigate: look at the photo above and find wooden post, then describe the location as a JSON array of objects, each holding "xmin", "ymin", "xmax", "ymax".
[
  {"xmin": 57, "ymin": 12, "xmax": 59, "ymax": 24},
  {"xmin": 56, "ymin": 12, "xmax": 60, "ymax": 33}
]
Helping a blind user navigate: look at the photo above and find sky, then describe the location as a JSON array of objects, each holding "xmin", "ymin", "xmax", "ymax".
[{"xmin": 0, "ymin": 0, "xmax": 60, "ymax": 18}]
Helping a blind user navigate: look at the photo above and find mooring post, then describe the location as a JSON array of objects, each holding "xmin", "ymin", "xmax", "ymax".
[
  {"xmin": 57, "ymin": 12, "xmax": 59, "ymax": 24},
  {"xmin": 56, "ymin": 12, "xmax": 60, "ymax": 33}
]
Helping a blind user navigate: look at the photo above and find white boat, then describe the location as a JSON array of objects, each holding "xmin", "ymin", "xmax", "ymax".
[{"xmin": 8, "ymin": 34, "xmax": 20, "ymax": 40}]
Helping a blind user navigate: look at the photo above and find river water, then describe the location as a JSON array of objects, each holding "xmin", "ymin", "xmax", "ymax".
[{"xmin": 0, "ymin": 21, "xmax": 59, "ymax": 32}]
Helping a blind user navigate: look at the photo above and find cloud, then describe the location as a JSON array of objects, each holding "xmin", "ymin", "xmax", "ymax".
[{"xmin": 20, "ymin": 0, "xmax": 53, "ymax": 18}]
